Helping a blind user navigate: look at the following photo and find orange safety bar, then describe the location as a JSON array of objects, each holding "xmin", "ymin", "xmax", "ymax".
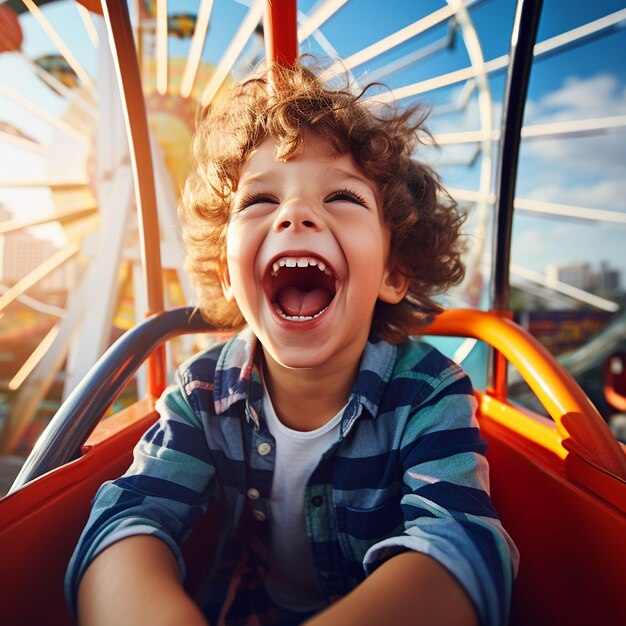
[{"xmin": 424, "ymin": 309, "xmax": 626, "ymax": 479}]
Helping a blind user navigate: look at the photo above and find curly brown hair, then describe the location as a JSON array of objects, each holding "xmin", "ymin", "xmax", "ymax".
[{"xmin": 179, "ymin": 61, "xmax": 465, "ymax": 344}]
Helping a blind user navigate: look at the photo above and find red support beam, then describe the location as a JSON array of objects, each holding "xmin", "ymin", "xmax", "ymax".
[
  {"xmin": 265, "ymin": 0, "xmax": 299, "ymax": 67},
  {"xmin": 100, "ymin": 0, "xmax": 166, "ymax": 396}
]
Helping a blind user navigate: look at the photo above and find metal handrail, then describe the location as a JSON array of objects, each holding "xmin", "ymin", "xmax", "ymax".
[
  {"xmin": 489, "ymin": 0, "xmax": 543, "ymax": 395},
  {"xmin": 11, "ymin": 308, "xmax": 213, "ymax": 491},
  {"xmin": 101, "ymin": 0, "xmax": 166, "ymax": 395},
  {"xmin": 12, "ymin": 306, "xmax": 626, "ymax": 492},
  {"xmin": 427, "ymin": 309, "xmax": 626, "ymax": 478},
  {"xmin": 491, "ymin": 0, "xmax": 543, "ymax": 311}
]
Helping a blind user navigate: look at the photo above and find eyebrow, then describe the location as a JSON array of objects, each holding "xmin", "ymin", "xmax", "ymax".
[
  {"xmin": 237, "ymin": 171, "xmax": 274, "ymax": 187},
  {"xmin": 238, "ymin": 166, "xmax": 377, "ymax": 196},
  {"xmin": 333, "ymin": 169, "xmax": 377, "ymax": 195}
]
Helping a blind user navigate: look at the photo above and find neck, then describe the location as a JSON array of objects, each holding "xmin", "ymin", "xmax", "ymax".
[{"xmin": 261, "ymin": 348, "xmax": 360, "ymax": 431}]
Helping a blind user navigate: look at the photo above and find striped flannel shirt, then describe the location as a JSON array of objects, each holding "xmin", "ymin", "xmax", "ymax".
[{"xmin": 66, "ymin": 327, "xmax": 518, "ymax": 626}]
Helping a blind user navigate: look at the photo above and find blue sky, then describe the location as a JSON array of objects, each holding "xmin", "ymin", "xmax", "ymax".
[{"xmin": 1, "ymin": 0, "xmax": 625, "ymax": 296}]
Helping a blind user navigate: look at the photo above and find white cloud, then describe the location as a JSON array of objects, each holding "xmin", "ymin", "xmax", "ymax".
[
  {"xmin": 520, "ymin": 73, "xmax": 626, "ymax": 175},
  {"xmin": 529, "ymin": 74, "xmax": 626, "ymax": 122},
  {"xmin": 522, "ymin": 131, "xmax": 626, "ymax": 179},
  {"xmin": 511, "ymin": 73, "xmax": 626, "ymax": 277},
  {"xmin": 512, "ymin": 75, "xmax": 626, "ymax": 275},
  {"xmin": 525, "ymin": 178, "xmax": 626, "ymax": 212},
  {"xmin": 427, "ymin": 72, "xmax": 626, "ymax": 280}
]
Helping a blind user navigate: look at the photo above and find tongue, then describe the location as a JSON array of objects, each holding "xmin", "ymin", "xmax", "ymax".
[{"xmin": 278, "ymin": 287, "xmax": 333, "ymax": 317}]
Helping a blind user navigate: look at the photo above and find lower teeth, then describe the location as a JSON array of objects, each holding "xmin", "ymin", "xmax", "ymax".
[{"xmin": 274, "ymin": 304, "xmax": 328, "ymax": 321}]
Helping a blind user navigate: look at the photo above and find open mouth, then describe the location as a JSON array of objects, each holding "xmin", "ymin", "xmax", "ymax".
[{"xmin": 264, "ymin": 256, "xmax": 337, "ymax": 322}]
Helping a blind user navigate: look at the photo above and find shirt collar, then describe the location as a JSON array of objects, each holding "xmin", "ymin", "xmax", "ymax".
[
  {"xmin": 213, "ymin": 326, "xmax": 261, "ymax": 422},
  {"xmin": 212, "ymin": 327, "xmax": 398, "ymax": 433}
]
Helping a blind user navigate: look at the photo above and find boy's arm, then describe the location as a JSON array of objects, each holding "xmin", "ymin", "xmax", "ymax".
[
  {"xmin": 305, "ymin": 551, "xmax": 477, "ymax": 626},
  {"xmin": 66, "ymin": 385, "xmax": 217, "ymax": 617},
  {"xmin": 77, "ymin": 535, "xmax": 208, "ymax": 626},
  {"xmin": 328, "ymin": 362, "xmax": 517, "ymax": 626}
]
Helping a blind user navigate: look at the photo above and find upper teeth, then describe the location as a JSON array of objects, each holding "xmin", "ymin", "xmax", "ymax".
[{"xmin": 271, "ymin": 256, "xmax": 331, "ymax": 277}]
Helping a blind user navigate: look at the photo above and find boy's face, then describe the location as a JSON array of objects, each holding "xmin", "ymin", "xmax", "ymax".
[{"xmin": 222, "ymin": 135, "xmax": 408, "ymax": 372}]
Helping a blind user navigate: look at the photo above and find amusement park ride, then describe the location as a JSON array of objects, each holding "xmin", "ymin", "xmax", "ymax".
[{"xmin": 0, "ymin": 0, "xmax": 625, "ymax": 625}]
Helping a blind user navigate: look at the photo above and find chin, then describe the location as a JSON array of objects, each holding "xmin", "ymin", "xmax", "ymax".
[
  {"xmin": 261, "ymin": 334, "xmax": 340, "ymax": 368},
  {"xmin": 265, "ymin": 347, "xmax": 325, "ymax": 370}
]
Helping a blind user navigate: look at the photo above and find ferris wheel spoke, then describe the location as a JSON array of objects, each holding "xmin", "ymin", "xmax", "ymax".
[
  {"xmin": 434, "ymin": 114, "xmax": 626, "ymax": 149},
  {"xmin": 180, "ymin": 0, "xmax": 215, "ymax": 98},
  {"xmin": 21, "ymin": 0, "xmax": 95, "ymax": 92},
  {"xmin": 0, "ymin": 205, "xmax": 96, "ymax": 234},
  {"xmin": 521, "ymin": 115, "xmax": 626, "ymax": 139},
  {"xmin": 511, "ymin": 264, "xmax": 620, "ymax": 313},
  {"xmin": 0, "ymin": 128, "xmax": 45, "ymax": 153},
  {"xmin": 297, "ymin": 0, "xmax": 348, "ymax": 43},
  {"xmin": 20, "ymin": 53, "xmax": 98, "ymax": 120},
  {"xmin": 0, "ymin": 83, "xmax": 91, "ymax": 144},
  {"xmin": 0, "ymin": 285, "xmax": 66, "ymax": 317},
  {"xmin": 534, "ymin": 8, "xmax": 626, "ymax": 59},
  {"xmin": 0, "ymin": 240, "xmax": 81, "ymax": 315},
  {"xmin": 0, "ymin": 179, "xmax": 88, "ymax": 188},
  {"xmin": 449, "ymin": 186, "xmax": 626, "ymax": 225},
  {"xmin": 63, "ymin": 164, "xmax": 135, "ymax": 393},
  {"xmin": 8, "ymin": 324, "xmax": 60, "ymax": 391},
  {"xmin": 514, "ymin": 199, "xmax": 626, "ymax": 224},
  {"xmin": 156, "ymin": 0, "xmax": 169, "ymax": 95},
  {"xmin": 200, "ymin": 0, "xmax": 264, "ymax": 106},
  {"xmin": 376, "ymin": 8, "xmax": 626, "ymax": 104},
  {"xmin": 75, "ymin": 2, "xmax": 100, "ymax": 48},
  {"xmin": 324, "ymin": 1, "xmax": 477, "ymax": 79},
  {"xmin": 362, "ymin": 30, "xmax": 456, "ymax": 85},
  {"xmin": 0, "ymin": 273, "xmax": 92, "ymax": 455}
]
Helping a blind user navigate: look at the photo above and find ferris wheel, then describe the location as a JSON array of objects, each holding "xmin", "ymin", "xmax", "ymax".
[{"xmin": 0, "ymin": 0, "xmax": 624, "ymax": 456}]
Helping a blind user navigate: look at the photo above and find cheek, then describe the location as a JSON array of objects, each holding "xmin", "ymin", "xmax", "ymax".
[
  {"xmin": 225, "ymin": 224, "xmax": 249, "ymax": 267},
  {"xmin": 225, "ymin": 224, "xmax": 262, "ymax": 296},
  {"xmin": 354, "ymin": 230, "xmax": 388, "ymax": 267},
  {"xmin": 224, "ymin": 229, "xmax": 247, "ymax": 296}
]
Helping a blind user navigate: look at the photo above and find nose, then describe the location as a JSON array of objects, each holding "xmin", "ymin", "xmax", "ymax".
[{"xmin": 273, "ymin": 198, "xmax": 322, "ymax": 233}]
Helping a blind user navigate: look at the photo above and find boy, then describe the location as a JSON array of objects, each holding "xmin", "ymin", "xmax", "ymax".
[{"xmin": 66, "ymin": 63, "xmax": 518, "ymax": 626}]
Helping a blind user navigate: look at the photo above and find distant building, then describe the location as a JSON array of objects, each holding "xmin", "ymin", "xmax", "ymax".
[
  {"xmin": 547, "ymin": 263, "xmax": 592, "ymax": 290},
  {"xmin": 595, "ymin": 261, "xmax": 621, "ymax": 293},
  {"xmin": 546, "ymin": 261, "xmax": 622, "ymax": 295}
]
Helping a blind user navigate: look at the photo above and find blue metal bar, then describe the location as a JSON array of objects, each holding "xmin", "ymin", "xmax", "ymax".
[
  {"xmin": 489, "ymin": 0, "xmax": 543, "ymax": 395},
  {"xmin": 11, "ymin": 308, "xmax": 213, "ymax": 490},
  {"xmin": 491, "ymin": 0, "xmax": 544, "ymax": 311}
]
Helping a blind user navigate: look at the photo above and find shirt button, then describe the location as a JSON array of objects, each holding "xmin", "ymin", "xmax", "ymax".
[
  {"xmin": 257, "ymin": 442, "xmax": 272, "ymax": 456},
  {"xmin": 247, "ymin": 488, "xmax": 260, "ymax": 500},
  {"xmin": 311, "ymin": 495, "xmax": 323, "ymax": 507},
  {"xmin": 252, "ymin": 509, "xmax": 266, "ymax": 522}
]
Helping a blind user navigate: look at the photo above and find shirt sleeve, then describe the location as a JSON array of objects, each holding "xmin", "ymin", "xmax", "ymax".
[
  {"xmin": 64, "ymin": 383, "xmax": 216, "ymax": 617},
  {"xmin": 363, "ymin": 368, "xmax": 520, "ymax": 626}
]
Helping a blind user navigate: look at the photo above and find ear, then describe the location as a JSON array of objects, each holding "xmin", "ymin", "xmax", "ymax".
[
  {"xmin": 379, "ymin": 262, "xmax": 410, "ymax": 304},
  {"xmin": 219, "ymin": 258, "xmax": 235, "ymax": 302}
]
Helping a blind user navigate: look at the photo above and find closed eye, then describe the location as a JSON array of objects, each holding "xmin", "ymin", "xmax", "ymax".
[
  {"xmin": 325, "ymin": 188, "xmax": 368, "ymax": 207},
  {"xmin": 234, "ymin": 192, "xmax": 279, "ymax": 212}
]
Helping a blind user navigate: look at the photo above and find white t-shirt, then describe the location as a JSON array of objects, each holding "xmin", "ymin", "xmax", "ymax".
[{"xmin": 262, "ymin": 388, "xmax": 343, "ymax": 613}]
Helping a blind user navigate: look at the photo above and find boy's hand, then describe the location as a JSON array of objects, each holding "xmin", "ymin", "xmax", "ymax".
[
  {"xmin": 77, "ymin": 535, "xmax": 208, "ymax": 626},
  {"xmin": 303, "ymin": 551, "xmax": 478, "ymax": 626}
]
